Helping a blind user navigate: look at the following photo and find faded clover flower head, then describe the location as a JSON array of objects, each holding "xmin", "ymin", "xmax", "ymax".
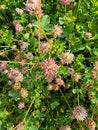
[
  {"xmin": 59, "ymin": 125, "xmax": 72, "ymax": 130},
  {"xmin": 0, "ymin": 4, "xmax": 6, "ymax": 10},
  {"xmin": 60, "ymin": 0, "xmax": 72, "ymax": 5},
  {"xmin": 85, "ymin": 118, "xmax": 96, "ymax": 130},
  {"xmin": 45, "ymin": 74, "xmax": 55, "ymax": 83},
  {"xmin": 47, "ymin": 84, "xmax": 59, "ymax": 91},
  {"xmin": 68, "ymin": 68, "xmax": 75, "ymax": 75},
  {"xmin": 20, "ymin": 42, "xmax": 29, "ymax": 50},
  {"xmin": 11, "ymin": 45, "xmax": 17, "ymax": 51},
  {"xmin": 7, "ymin": 68, "xmax": 23, "ymax": 82},
  {"xmin": 24, "ymin": 33, "xmax": 30, "ymax": 39},
  {"xmin": 91, "ymin": 61, "xmax": 98, "ymax": 80},
  {"xmin": 39, "ymin": 42, "xmax": 50, "ymax": 53},
  {"xmin": 21, "ymin": 66, "xmax": 29, "ymax": 74},
  {"xmin": 93, "ymin": 61, "xmax": 98, "ymax": 71},
  {"xmin": 13, "ymin": 20, "xmax": 23, "ymax": 33},
  {"xmin": 12, "ymin": 82, "xmax": 21, "ymax": 90},
  {"xmin": 55, "ymin": 77, "xmax": 65, "ymax": 87},
  {"xmin": 26, "ymin": 52, "xmax": 33, "ymax": 60},
  {"xmin": 41, "ymin": 58, "xmax": 59, "ymax": 82},
  {"xmin": 61, "ymin": 52, "xmax": 74, "ymax": 65},
  {"xmin": 20, "ymin": 88, "xmax": 28, "ymax": 98},
  {"xmin": 71, "ymin": 73, "xmax": 81, "ymax": 82},
  {"xmin": 0, "ymin": 62, "xmax": 8, "ymax": 72},
  {"xmin": 91, "ymin": 69, "xmax": 98, "ymax": 80},
  {"xmin": 15, "ymin": 52, "xmax": 26, "ymax": 65},
  {"xmin": 18, "ymin": 101, "xmax": 25, "ymax": 109},
  {"xmin": 52, "ymin": 24, "xmax": 62, "ymax": 38},
  {"xmin": 85, "ymin": 32, "xmax": 92, "ymax": 39},
  {"xmin": 15, "ymin": 8, "xmax": 23, "ymax": 15},
  {"xmin": 73, "ymin": 106, "xmax": 87, "ymax": 121}
]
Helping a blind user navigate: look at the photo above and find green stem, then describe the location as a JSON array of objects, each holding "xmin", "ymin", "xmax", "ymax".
[
  {"xmin": 59, "ymin": 89, "xmax": 72, "ymax": 112},
  {"xmin": 78, "ymin": 0, "xmax": 81, "ymax": 9},
  {"xmin": 24, "ymin": 97, "xmax": 35, "ymax": 121},
  {"xmin": 0, "ymin": 60, "xmax": 34, "ymax": 65}
]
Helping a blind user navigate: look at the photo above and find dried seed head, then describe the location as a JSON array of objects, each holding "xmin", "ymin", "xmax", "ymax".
[
  {"xmin": 85, "ymin": 32, "xmax": 92, "ymax": 39},
  {"xmin": 47, "ymin": 84, "xmax": 59, "ymax": 91},
  {"xmin": 20, "ymin": 88, "xmax": 28, "ymax": 98},
  {"xmin": 12, "ymin": 82, "xmax": 21, "ymax": 90},
  {"xmin": 59, "ymin": 125, "xmax": 72, "ymax": 130},
  {"xmin": 85, "ymin": 118, "xmax": 96, "ymax": 130},
  {"xmin": 91, "ymin": 69, "xmax": 98, "ymax": 80},
  {"xmin": 71, "ymin": 73, "xmax": 81, "ymax": 82},
  {"xmin": 55, "ymin": 77, "xmax": 65, "ymax": 87}
]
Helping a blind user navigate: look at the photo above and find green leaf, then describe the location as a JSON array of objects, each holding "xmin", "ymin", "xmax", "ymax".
[
  {"xmin": 41, "ymin": 15, "xmax": 50, "ymax": 28},
  {"xmin": 59, "ymin": 17, "xmax": 65, "ymax": 25},
  {"xmin": 51, "ymin": 101, "xmax": 59, "ymax": 110}
]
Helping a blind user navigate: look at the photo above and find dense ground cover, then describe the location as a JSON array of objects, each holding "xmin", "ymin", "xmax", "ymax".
[{"xmin": 0, "ymin": 0, "xmax": 98, "ymax": 129}]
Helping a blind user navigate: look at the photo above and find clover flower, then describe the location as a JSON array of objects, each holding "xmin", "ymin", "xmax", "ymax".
[
  {"xmin": 68, "ymin": 68, "xmax": 75, "ymax": 75},
  {"xmin": 59, "ymin": 125, "xmax": 72, "ymax": 130},
  {"xmin": 42, "ymin": 58, "xmax": 59, "ymax": 82},
  {"xmin": 85, "ymin": 32, "xmax": 92, "ymax": 39},
  {"xmin": 13, "ymin": 20, "xmax": 23, "ymax": 33},
  {"xmin": 47, "ymin": 84, "xmax": 59, "ymax": 91},
  {"xmin": 15, "ymin": 8, "xmax": 23, "ymax": 15},
  {"xmin": 91, "ymin": 69, "xmax": 98, "ymax": 80},
  {"xmin": 71, "ymin": 73, "xmax": 81, "ymax": 82},
  {"xmin": 61, "ymin": 52, "xmax": 74, "ymax": 65},
  {"xmin": 18, "ymin": 102, "xmax": 25, "ymax": 109},
  {"xmin": 20, "ymin": 42, "xmax": 29, "ymax": 50},
  {"xmin": 11, "ymin": 45, "xmax": 17, "ymax": 51},
  {"xmin": 25, "ymin": 0, "xmax": 43, "ymax": 17},
  {"xmin": 25, "ymin": 0, "xmax": 39, "ymax": 12},
  {"xmin": 15, "ymin": 52, "xmax": 26, "ymax": 65},
  {"xmin": 55, "ymin": 77, "xmax": 65, "ymax": 87},
  {"xmin": 45, "ymin": 74, "xmax": 55, "ymax": 82},
  {"xmin": 85, "ymin": 118, "xmax": 96, "ymax": 130},
  {"xmin": 21, "ymin": 66, "xmax": 29, "ymax": 74},
  {"xmin": 52, "ymin": 24, "xmax": 62, "ymax": 38},
  {"xmin": 0, "ymin": 62, "xmax": 8, "ymax": 72},
  {"xmin": 93, "ymin": 61, "xmax": 98, "ymax": 71},
  {"xmin": 91, "ymin": 61, "xmax": 98, "ymax": 80},
  {"xmin": 73, "ymin": 106, "xmax": 87, "ymax": 121},
  {"xmin": 42, "ymin": 58, "xmax": 59, "ymax": 75},
  {"xmin": 20, "ymin": 88, "xmax": 28, "ymax": 98},
  {"xmin": 7, "ymin": 68, "xmax": 23, "ymax": 82},
  {"xmin": 12, "ymin": 82, "xmax": 21, "ymax": 90},
  {"xmin": 39, "ymin": 42, "xmax": 50, "ymax": 53},
  {"xmin": 60, "ymin": 0, "xmax": 72, "ymax": 5},
  {"xmin": 26, "ymin": 52, "xmax": 33, "ymax": 60}
]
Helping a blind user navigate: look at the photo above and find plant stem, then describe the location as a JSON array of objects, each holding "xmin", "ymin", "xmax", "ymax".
[
  {"xmin": 0, "ymin": 60, "xmax": 34, "ymax": 65},
  {"xmin": 24, "ymin": 97, "xmax": 35, "ymax": 121},
  {"xmin": 59, "ymin": 89, "xmax": 72, "ymax": 112},
  {"xmin": 37, "ymin": 0, "xmax": 42, "ymax": 50}
]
